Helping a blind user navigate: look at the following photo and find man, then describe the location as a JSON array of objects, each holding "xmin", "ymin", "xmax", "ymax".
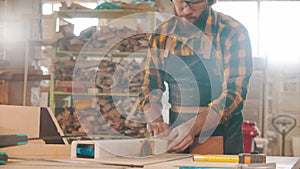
[{"xmin": 139, "ymin": 0, "xmax": 253, "ymax": 154}]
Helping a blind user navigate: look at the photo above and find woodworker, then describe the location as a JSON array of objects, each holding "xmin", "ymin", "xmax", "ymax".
[{"xmin": 139, "ymin": 0, "xmax": 253, "ymax": 154}]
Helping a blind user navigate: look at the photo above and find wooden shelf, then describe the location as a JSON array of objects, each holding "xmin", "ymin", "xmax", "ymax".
[
  {"xmin": 54, "ymin": 91, "xmax": 139, "ymax": 97},
  {"xmin": 57, "ymin": 9, "xmax": 156, "ymax": 19},
  {"xmin": 56, "ymin": 50, "xmax": 147, "ymax": 58}
]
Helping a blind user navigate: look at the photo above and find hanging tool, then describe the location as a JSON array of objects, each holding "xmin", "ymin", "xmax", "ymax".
[{"xmin": 272, "ymin": 114, "xmax": 297, "ymax": 156}]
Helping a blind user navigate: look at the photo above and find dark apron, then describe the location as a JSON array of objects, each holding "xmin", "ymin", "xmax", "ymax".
[{"xmin": 164, "ymin": 52, "xmax": 244, "ymax": 155}]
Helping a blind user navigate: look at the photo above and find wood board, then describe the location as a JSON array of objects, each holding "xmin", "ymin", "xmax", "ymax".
[
  {"xmin": 75, "ymin": 153, "xmax": 193, "ymax": 168},
  {"xmin": 0, "ymin": 105, "xmax": 41, "ymax": 138},
  {"xmin": 0, "ymin": 105, "xmax": 67, "ymax": 144}
]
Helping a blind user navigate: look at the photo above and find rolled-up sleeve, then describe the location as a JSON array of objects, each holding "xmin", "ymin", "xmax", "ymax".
[
  {"xmin": 140, "ymin": 33, "xmax": 166, "ymax": 110},
  {"xmin": 209, "ymin": 29, "xmax": 253, "ymax": 125}
]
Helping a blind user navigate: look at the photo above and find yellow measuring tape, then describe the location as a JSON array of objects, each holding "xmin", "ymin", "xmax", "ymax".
[
  {"xmin": 193, "ymin": 153, "xmax": 266, "ymax": 164},
  {"xmin": 193, "ymin": 154, "xmax": 239, "ymax": 163}
]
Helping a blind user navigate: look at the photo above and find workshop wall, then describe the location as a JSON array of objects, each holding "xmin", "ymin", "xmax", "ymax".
[{"xmin": 1, "ymin": 0, "xmax": 42, "ymax": 106}]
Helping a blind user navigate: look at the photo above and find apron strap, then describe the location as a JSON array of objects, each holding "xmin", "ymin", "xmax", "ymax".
[{"xmin": 163, "ymin": 37, "xmax": 173, "ymax": 59}]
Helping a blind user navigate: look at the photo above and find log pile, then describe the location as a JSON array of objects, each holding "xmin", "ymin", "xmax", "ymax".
[
  {"xmin": 55, "ymin": 97, "xmax": 146, "ymax": 138},
  {"xmin": 96, "ymin": 59, "xmax": 145, "ymax": 93},
  {"xmin": 54, "ymin": 24, "xmax": 147, "ymax": 93},
  {"xmin": 54, "ymin": 24, "xmax": 149, "ymax": 137},
  {"xmin": 57, "ymin": 25, "xmax": 149, "ymax": 53},
  {"xmin": 53, "ymin": 56, "xmax": 145, "ymax": 93}
]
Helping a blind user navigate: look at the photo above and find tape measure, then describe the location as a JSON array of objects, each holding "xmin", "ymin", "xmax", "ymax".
[
  {"xmin": 193, "ymin": 154, "xmax": 239, "ymax": 163},
  {"xmin": 193, "ymin": 153, "xmax": 266, "ymax": 164},
  {"xmin": 238, "ymin": 153, "xmax": 266, "ymax": 164}
]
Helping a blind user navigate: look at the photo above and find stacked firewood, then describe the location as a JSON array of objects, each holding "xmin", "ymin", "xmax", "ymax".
[
  {"xmin": 55, "ymin": 97, "xmax": 146, "ymax": 138},
  {"xmin": 53, "ymin": 55, "xmax": 98, "ymax": 82},
  {"xmin": 54, "ymin": 24, "xmax": 148, "ymax": 136},
  {"xmin": 96, "ymin": 59, "xmax": 145, "ymax": 93},
  {"xmin": 53, "ymin": 57, "xmax": 145, "ymax": 93},
  {"xmin": 57, "ymin": 25, "xmax": 149, "ymax": 52},
  {"xmin": 53, "ymin": 56, "xmax": 76, "ymax": 81},
  {"xmin": 55, "ymin": 106, "xmax": 85, "ymax": 135}
]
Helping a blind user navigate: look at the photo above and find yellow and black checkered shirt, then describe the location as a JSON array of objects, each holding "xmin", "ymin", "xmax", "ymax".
[{"xmin": 140, "ymin": 7, "xmax": 253, "ymax": 125}]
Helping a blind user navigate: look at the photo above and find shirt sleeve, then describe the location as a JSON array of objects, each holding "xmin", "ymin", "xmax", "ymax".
[
  {"xmin": 140, "ymin": 33, "xmax": 166, "ymax": 110},
  {"xmin": 209, "ymin": 29, "xmax": 253, "ymax": 126}
]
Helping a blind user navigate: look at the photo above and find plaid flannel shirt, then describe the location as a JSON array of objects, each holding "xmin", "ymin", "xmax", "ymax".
[{"xmin": 140, "ymin": 7, "xmax": 253, "ymax": 125}]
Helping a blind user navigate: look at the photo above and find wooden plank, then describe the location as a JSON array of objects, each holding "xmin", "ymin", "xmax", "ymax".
[
  {"xmin": 0, "ymin": 105, "xmax": 68, "ymax": 144},
  {"xmin": 1, "ymin": 143, "xmax": 71, "ymax": 159},
  {"xmin": 143, "ymin": 157, "xmax": 237, "ymax": 169},
  {"xmin": 2, "ymin": 160, "xmax": 125, "ymax": 169},
  {"xmin": 55, "ymin": 80, "xmax": 95, "ymax": 88},
  {"xmin": 23, "ymin": 41, "xmax": 29, "ymax": 106},
  {"xmin": 0, "ymin": 105, "xmax": 40, "ymax": 138},
  {"xmin": 190, "ymin": 136, "xmax": 224, "ymax": 155},
  {"xmin": 0, "ymin": 80, "xmax": 8, "ymax": 104},
  {"xmin": 94, "ymin": 153, "xmax": 192, "ymax": 167}
]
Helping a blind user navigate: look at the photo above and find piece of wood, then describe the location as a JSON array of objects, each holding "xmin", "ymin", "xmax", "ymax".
[
  {"xmin": 96, "ymin": 153, "xmax": 192, "ymax": 166},
  {"xmin": 0, "ymin": 80, "xmax": 8, "ymax": 104},
  {"xmin": 23, "ymin": 41, "xmax": 29, "ymax": 106},
  {"xmin": 1, "ymin": 143, "xmax": 71, "ymax": 159},
  {"xmin": 0, "ymin": 105, "xmax": 41, "ymax": 138},
  {"xmin": 55, "ymin": 81, "xmax": 95, "ymax": 88},
  {"xmin": 0, "ymin": 105, "xmax": 67, "ymax": 144},
  {"xmin": 39, "ymin": 86, "xmax": 50, "ymax": 92},
  {"xmin": 190, "ymin": 136, "xmax": 224, "ymax": 154},
  {"xmin": 120, "ymin": 2, "xmax": 159, "ymax": 11}
]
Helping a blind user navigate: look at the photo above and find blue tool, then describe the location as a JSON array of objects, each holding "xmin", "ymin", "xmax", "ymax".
[
  {"xmin": 0, "ymin": 152, "xmax": 8, "ymax": 164},
  {"xmin": 0, "ymin": 134, "xmax": 28, "ymax": 148},
  {"xmin": 0, "ymin": 134, "xmax": 28, "ymax": 164}
]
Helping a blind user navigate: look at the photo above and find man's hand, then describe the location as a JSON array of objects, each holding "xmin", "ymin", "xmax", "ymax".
[
  {"xmin": 144, "ymin": 103, "xmax": 169, "ymax": 137},
  {"xmin": 147, "ymin": 118, "xmax": 169, "ymax": 137},
  {"xmin": 165, "ymin": 108, "xmax": 221, "ymax": 152},
  {"xmin": 165, "ymin": 117, "xmax": 198, "ymax": 152}
]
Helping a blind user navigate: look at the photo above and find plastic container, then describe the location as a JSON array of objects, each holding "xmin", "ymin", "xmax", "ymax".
[{"xmin": 242, "ymin": 121, "xmax": 260, "ymax": 153}]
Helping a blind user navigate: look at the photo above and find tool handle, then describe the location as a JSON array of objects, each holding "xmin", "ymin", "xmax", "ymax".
[
  {"xmin": 0, "ymin": 152, "xmax": 8, "ymax": 164},
  {"xmin": 0, "ymin": 134, "xmax": 28, "ymax": 148},
  {"xmin": 272, "ymin": 115, "xmax": 296, "ymax": 135}
]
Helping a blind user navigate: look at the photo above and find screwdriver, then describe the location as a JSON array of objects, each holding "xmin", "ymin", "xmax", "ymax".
[
  {"xmin": 0, "ymin": 134, "xmax": 88, "ymax": 148},
  {"xmin": 0, "ymin": 152, "xmax": 8, "ymax": 164},
  {"xmin": 0, "ymin": 134, "xmax": 28, "ymax": 148},
  {"xmin": 0, "ymin": 134, "xmax": 28, "ymax": 165},
  {"xmin": 0, "ymin": 134, "xmax": 86, "ymax": 164}
]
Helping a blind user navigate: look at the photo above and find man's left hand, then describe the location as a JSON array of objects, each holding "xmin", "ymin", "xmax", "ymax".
[{"xmin": 165, "ymin": 108, "xmax": 220, "ymax": 152}]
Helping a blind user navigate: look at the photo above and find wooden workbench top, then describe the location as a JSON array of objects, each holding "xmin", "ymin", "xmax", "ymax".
[{"xmin": 1, "ymin": 143, "xmax": 300, "ymax": 169}]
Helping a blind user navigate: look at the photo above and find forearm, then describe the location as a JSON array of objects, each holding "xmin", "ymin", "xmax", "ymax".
[
  {"xmin": 143, "ymin": 103, "xmax": 163, "ymax": 123},
  {"xmin": 188, "ymin": 108, "xmax": 221, "ymax": 136},
  {"xmin": 209, "ymin": 89, "xmax": 245, "ymax": 125}
]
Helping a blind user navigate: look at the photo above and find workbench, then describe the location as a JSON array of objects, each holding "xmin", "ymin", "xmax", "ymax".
[
  {"xmin": 1, "ymin": 143, "xmax": 299, "ymax": 169},
  {"xmin": 1, "ymin": 105, "xmax": 299, "ymax": 169}
]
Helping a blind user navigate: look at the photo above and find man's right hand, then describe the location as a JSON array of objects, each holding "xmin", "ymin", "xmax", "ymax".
[
  {"xmin": 147, "ymin": 117, "xmax": 169, "ymax": 137},
  {"xmin": 144, "ymin": 103, "xmax": 169, "ymax": 137}
]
